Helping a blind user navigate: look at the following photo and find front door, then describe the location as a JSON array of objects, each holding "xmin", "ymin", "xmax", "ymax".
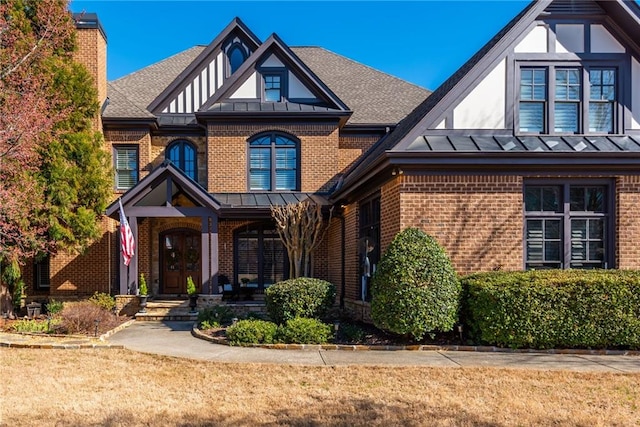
[{"xmin": 161, "ymin": 229, "xmax": 201, "ymax": 294}]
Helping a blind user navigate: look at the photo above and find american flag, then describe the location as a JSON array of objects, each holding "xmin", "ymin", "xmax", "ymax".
[{"xmin": 118, "ymin": 199, "xmax": 135, "ymax": 266}]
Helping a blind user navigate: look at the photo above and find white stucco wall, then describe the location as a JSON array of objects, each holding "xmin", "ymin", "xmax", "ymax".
[
  {"xmin": 556, "ymin": 24, "xmax": 584, "ymax": 53},
  {"xmin": 453, "ymin": 59, "xmax": 506, "ymax": 129},
  {"xmin": 288, "ymin": 71, "xmax": 316, "ymax": 99},
  {"xmin": 591, "ymin": 25, "xmax": 625, "ymax": 53},
  {"xmin": 262, "ymin": 54, "xmax": 285, "ymax": 67},
  {"xmin": 435, "ymin": 120, "xmax": 445, "ymax": 130},
  {"xmin": 230, "ymin": 72, "xmax": 257, "ymax": 98},
  {"xmin": 514, "ymin": 25, "xmax": 548, "ymax": 53},
  {"xmin": 216, "ymin": 53, "xmax": 224, "ymax": 89},
  {"xmin": 632, "ymin": 58, "xmax": 640, "ymax": 130}
]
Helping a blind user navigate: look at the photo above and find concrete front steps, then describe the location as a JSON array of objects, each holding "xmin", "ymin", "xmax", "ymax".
[
  {"xmin": 135, "ymin": 299, "xmax": 198, "ymax": 321},
  {"xmin": 135, "ymin": 296, "xmax": 268, "ymax": 321}
]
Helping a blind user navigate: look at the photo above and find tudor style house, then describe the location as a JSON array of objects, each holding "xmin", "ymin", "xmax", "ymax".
[{"xmin": 25, "ymin": 0, "xmax": 640, "ymax": 322}]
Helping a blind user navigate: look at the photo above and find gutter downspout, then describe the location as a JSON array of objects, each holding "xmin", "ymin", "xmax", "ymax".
[{"xmin": 339, "ymin": 213, "xmax": 346, "ymax": 309}]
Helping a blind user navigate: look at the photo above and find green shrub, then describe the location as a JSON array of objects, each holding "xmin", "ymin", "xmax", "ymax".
[
  {"xmin": 278, "ymin": 317, "xmax": 332, "ymax": 344},
  {"xmin": 371, "ymin": 227, "xmax": 461, "ymax": 341},
  {"xmin": 339, "ymin": 323, "xmax": 366, "ymax": 343},
  {"xmin": 11, "ymin": 318, "xmax": 60, "ymax": 333},
  {"xmin": 200, "ymin": 320, "xmax": 220, "ymax": 330},
  {"xmin": 45, "ymin": 299, "xmax": 64, "ymax": 315},
  {"xmin": 462, "ymin": 270, "xmax": 640, "ymax": 349},
  {"xmin": 198, "ymin": 305, "xmax": 235, "ymax": 327},
  {"xmin": 226, "ymin": 319, "xmax": 278, "ymax": 345},
  {"xmin": 265, "ymin": 277, "xmax": 336, "ymax": 324},
  {"xmin": 88, "ymin": 292, "xmax": 115, "ymax": 311},
  {"xmin": 186, "ymin": 276, "xmax": 197, "ymax": 295},
  {"xmin": 139, "ymin": 274, "xmax": 148, "ymax": 296}
]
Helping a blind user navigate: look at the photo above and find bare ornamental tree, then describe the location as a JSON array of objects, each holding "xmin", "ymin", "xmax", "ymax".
[{"xmin": 270, "ymin": 201, "xmax": 332, "ymax": 279}]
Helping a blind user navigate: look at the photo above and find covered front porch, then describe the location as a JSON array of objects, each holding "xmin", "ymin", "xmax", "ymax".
[{"xmin": 106, "ymin": 161, "xmax": 220, "ymax": 297}]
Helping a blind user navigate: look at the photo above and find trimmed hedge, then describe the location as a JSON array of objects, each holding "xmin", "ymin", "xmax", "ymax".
[
  {"xmin": 226, "ymin": 319, "xmax": 278, "ymax": 345},
  {"xmin": 371, "ymin": 227, "xmax": 461, "ymax": 340},
  {"xmin": 265, "ymin": 277, "xmax": 336, "ymax": 325},
  {"xmin": 462, "ymin": 270, "xmax": 640, "ymax": 349},
  {"xmin": 278, "ymin": 317, "xmax": 332, "ymax": 344}
]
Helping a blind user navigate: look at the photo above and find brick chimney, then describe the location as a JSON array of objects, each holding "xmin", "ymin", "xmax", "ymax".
[{"xmin": 72, "ymin": 13, "xmax": 107, "ymax": 131}]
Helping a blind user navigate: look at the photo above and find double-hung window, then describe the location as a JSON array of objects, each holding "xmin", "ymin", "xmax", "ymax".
[
  {"xmin": 34, "ymin": 255, "xmax": 51, "ymax": 290},
  {"xmin": 114, "ymin": 146, "xmax": 138, "ymax": 190},
  {"xmin": 524, "ymin": 182, "xmax": 611, "ymax": 270},
  {"xmin": 518, "ymin": 65, "xmax": 617, "ymax": 134},
  {"xmin": 249, "ymin": 133, "xmax": 298, "ymax": 191}
]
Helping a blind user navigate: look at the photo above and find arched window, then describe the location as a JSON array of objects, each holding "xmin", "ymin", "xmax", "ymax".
[
  {"xmin": 228, "ymin": 44, "xmax": 246, "ymax": 75},
  {"xmin": 166, "ymin": 140, "xmax": 197, "ymax": 181},
  {"xmin": 248, "ymin": 133, "xmax": 298, "ymax": 191}
]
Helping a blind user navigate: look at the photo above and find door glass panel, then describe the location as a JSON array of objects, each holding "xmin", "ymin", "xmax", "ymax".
[
  {"xmin": 165, "ymin": 235, "xmax": 181, "ymax": 271},
  {"xmin": 185, "ymin": 236, "xmax": 200, "ymax": 271}
]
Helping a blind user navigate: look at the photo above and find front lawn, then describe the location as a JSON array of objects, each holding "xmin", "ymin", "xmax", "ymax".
[{"xmin": 2, "ymin": 348, "xmax": 638, "ymax": 426}]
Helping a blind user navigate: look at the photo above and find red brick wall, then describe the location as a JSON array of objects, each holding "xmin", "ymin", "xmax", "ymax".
[
  {"xmin": 616, "ymin": 176, "xmax": 640, "ymax": 269},
  {"xmin": 397, "ymin": 175, "xmax": 523, "ymax": 275},
  {"xmin": 206, "ymin": 122, "xmax": 340, "ymax": 193},
  {"xmin": 73, "ymin": 25, "xmax": 107, "ymax": 131},
  {"xmin": 338, "ymin": 134, "xmax": 381, "ymax": 172}
]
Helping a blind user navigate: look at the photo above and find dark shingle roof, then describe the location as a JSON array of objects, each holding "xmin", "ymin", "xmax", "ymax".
[
  {"xmin": 105, "ymin": 46, "xmax": 204, "ymax": 118},
  {"xmin": 290, "ymin": 47, "xmax": 430, "ymax": 125},
  {"xmin": 104, "ymin": 46, "xmax": 429, "ymax": 125}
]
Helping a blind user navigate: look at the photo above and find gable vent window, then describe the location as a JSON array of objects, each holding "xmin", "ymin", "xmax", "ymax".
[
  {"xmin": 228, "ymin": 45, "xmax": 246, "ymax": 75},
  {"xmin": 518, "ymin": 65, "xmax": 617, "ymax": 135},
  {"xmin": 115, "ymin": 146, "xmax": 138, "ymax": 190}
]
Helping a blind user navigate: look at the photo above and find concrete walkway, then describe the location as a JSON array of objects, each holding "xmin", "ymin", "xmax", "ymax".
[{"xmin": 105, "ymin": 321, "xmax": 640, "ymax": 372}]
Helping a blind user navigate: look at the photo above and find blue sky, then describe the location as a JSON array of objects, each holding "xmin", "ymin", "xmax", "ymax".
[{"xmin": 69, "ymin": 1, "xmax": 534, "ymax": 90}]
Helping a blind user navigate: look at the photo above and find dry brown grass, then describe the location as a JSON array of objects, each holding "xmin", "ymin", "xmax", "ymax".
[{"xmin": 1, "ymin": 348, "xmax": 638, "ymax": 426}]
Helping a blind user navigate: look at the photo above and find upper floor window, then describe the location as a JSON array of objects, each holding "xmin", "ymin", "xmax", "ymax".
[
  {"xmin": 248, "ymin": 133, "xmax": 298, "ymax": 191},
  {"xmin": 524, "ymin": 181, "xmax": 612, "ymax": 270},
  {"xmin": 166, "ymin": 140, "xmax": 197, "ymax": 181},
  {"xmin": 114, "ymin": 145, "xmax": 138, "ymax": 190},
  {"xmin": 264, "ymin": 74, "xmax": 282, "ymax": 102},
  {"xmin": 228, "ymin": 44, "xmax": 246, "ymax": 75},
  {"xmin": 518, "ymin": 65, "xmax": 617, "ymax": 134}
]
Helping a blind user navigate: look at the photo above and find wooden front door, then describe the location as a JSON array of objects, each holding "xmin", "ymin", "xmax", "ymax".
[{"xmin": 161, "ymin": 229, "xmax": 201, "ymax": 294}]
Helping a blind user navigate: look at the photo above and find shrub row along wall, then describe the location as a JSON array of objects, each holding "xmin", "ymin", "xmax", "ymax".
[{"xmin": 462, "ymin": 270, "xmax": 640, "ymax": 349}]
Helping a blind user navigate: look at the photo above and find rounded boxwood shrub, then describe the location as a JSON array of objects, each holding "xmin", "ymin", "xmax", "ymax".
[
  {"xmin": 371, "ymin": 227, "xmax": 461, "ymax": 341},
  {"xmin": 226, "ymin": 319, "xmax": 278, "ymax": 346},
  {"xmin": 277, "ymin": 317, "xmax": 333, "ymax": 344},
  {"xmin": 265, "ymin": 277, "xmax": 336, "ymax": 325}
]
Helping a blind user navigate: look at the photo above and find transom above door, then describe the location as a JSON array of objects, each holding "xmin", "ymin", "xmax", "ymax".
[{"xmin": 161, "ymin": 228, "xmax": 201, "ymax": 295}]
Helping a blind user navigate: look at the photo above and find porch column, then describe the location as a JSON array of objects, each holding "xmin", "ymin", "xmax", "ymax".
[
  {"xmin": 118, "ymin": 216, "xmax": 139, "ymax": 295},
  {"xmin": 201, "ymin": 215, "xmax": 219, "ymax": 294}
]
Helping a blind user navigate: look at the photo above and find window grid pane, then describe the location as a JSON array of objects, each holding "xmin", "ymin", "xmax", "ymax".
[
  {"xmin": 115, "ymin": 147, "xmax": 138, "ymax": 190},
  {"xmin": 589, "ymin": 68, "xmax": 616, "ymax": 133},
  {"xmin": 249, "ymin": 135, "xmax": 297, "ymax": 191},
  {"xmin": 525, "ymin": 184, "xmax": 609, "ymax": 270},
  {"xmin": 264, "ymin": 75, "xmax": 281, "ymax": 102},
  {"xmin": 520, "ymin": 68, "xmax": 547, "ymax": 133}
]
